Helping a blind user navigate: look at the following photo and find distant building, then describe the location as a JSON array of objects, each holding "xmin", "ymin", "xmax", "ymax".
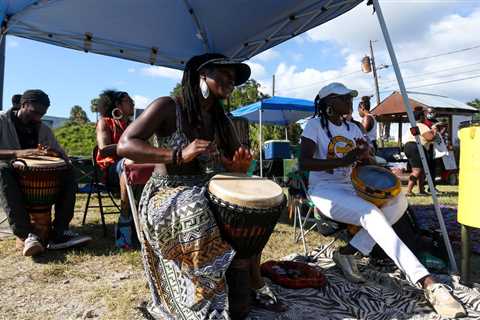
[{"xmin": 42, "ymin": 115, "xmax": 69, "ymax": 129}]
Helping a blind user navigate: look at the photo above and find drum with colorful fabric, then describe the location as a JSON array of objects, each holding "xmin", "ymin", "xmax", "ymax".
[
  {"xmin": 207, "ymin": 173, "xmax": 285, "ymax": 259},
  {"xmin": 11, "ymin": 156, "xmax": 69, "ymax": 241},
  {"xmin": 351, "ymin": 165, "xmax": 401, "ymax": 207}
]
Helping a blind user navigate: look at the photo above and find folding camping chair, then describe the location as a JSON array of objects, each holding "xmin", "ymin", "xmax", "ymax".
[
  {"xmin": 285, "ymin": 162, "xmax": 349, "ymax": 257},
  {"xmin": 81, "ymin": 146, "xmax": 121, "ymax": 236},
  {"xmin": 123, "ymin": 163, "xmax": 156, "ymax": 244}
]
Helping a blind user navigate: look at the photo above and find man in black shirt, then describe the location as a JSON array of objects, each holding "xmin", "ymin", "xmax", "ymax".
[{"xmin": 0, "ymin": 90, "xmax": 91, "ymax": 256}]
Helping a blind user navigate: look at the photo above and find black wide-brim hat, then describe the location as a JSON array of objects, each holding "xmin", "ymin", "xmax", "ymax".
[{"xmin": 190, "ymin": 53, "xmax": 251, "ymax": 86}]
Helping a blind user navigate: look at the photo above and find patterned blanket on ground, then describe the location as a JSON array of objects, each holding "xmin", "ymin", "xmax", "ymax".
[
  {"xmin": 410, "ymin": 205, "xmax": 480, "ymax": 255},
  {"xmin": 247, "ymin": 246, "xmax": 480, "ymax": 320}
]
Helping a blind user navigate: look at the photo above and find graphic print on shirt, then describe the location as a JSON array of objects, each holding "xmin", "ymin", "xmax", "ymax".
[
  {"xmin": 326, "ymin": 135, "xmax": 355, "ymax": 176},
  {"xmin": 327, "ymin": 135, "xmax": 355, "ymax": 159}
]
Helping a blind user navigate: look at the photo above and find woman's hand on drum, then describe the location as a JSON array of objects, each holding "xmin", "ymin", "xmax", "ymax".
[
  {"xmin": 181, "ymin": 139, "xmax": 212, "ymax": 163},
  {"xmin": 221, "ymin": 146, "xmax": 253, "ymax": 173},
  {"xmin": 14, "ymin": 149, "xmax": 46, "ymax": 158}
]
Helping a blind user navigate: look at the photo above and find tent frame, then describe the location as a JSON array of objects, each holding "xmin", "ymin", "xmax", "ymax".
[
  {"xmin": 372, "ymin": 0, "xmax": 457, "ymax": 272},
  {"xmin": 0, "ymin": 0, "xmax": 457, "ymax": 273}
]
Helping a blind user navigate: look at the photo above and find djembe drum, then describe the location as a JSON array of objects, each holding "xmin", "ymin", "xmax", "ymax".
[
  {"xmin": 207, "ymin": 173, "xmax": 285, "ymax": 319},
  {"xmin": 11, "ymin": 156, "xmax": 69, "ymax": 242},
  {"xmin": 351, "ymin": 165, "xmax": 401, "ymax": 208}
]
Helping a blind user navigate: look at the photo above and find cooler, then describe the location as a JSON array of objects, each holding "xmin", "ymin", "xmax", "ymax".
[{"xmin": 263, "ymin": 140, "xmax": 291, "ymax": 159}]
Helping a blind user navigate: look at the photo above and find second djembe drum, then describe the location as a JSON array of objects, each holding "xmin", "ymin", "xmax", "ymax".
[{"xmin": 11, "ymin": 156, "xmax": 69, "ymax": 242}]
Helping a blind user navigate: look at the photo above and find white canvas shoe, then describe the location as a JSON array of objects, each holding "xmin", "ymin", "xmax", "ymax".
[
  {"xmin": 333, "ymin": 251, "xmax": 366, "ymax": 283},
  {"xmin": 424, "ymin": 283, "xmax": 466, "ymax": 318}
]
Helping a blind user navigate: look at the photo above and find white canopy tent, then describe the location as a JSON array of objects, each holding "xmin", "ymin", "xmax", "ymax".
[{"xmin": 0, "ymin": 0, "xmax": 458, "ymax": 272}]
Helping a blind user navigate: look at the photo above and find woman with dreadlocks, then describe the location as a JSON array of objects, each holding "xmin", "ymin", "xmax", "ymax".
[
  {"xmin": 299, "ymin": 83, "xmax": 465, "ymax": 319},
  {"xmin": 117, "ymin": 53, "xmax": 284, "ymax": 319}
]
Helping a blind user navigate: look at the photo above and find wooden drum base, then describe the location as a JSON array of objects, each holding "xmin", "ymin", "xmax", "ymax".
[{"xmin": 226, "ymin": 258, "xmax": 251, "ymax": 320}]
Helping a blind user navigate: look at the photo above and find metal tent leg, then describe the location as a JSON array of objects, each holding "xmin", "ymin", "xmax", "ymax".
[{"xmin": 372, "ymin": 0, "xmax": 457, "ymax": 273}]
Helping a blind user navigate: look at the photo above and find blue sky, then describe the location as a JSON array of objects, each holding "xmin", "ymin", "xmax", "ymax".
[{"xmin": 4, "ymin": 1, "xmax": 480, "ymax": 123}]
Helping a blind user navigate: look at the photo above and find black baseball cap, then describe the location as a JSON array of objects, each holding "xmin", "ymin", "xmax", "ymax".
[{"xmin": 188, "ymin": 53, "xmax": 251, "ymax": 86}]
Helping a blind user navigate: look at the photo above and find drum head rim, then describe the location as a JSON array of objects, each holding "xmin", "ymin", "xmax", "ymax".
[{"xmin": 208, "ymin": 173, "xmax": 284, "ymax": 209}]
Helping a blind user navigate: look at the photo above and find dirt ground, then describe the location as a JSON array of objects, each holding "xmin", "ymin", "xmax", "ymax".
[{"xmin": 0, "ymin": 186, "xmax": 478, "ymax": 320}]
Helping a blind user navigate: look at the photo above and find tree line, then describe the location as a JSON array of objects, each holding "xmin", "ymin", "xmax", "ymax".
[{"xmin": 54, "ymin": 81, "xmax": 480, "ymax": 157}]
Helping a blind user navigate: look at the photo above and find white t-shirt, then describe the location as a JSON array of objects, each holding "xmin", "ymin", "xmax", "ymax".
[{"xmin": 301, "ymin": 118, "xmax": 365, "ymax": 186}]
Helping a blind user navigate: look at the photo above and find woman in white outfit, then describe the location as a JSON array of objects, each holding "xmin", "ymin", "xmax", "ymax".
[{"xmin": 300, "ymin": 82, "xmax": 465, "ymax": 319}]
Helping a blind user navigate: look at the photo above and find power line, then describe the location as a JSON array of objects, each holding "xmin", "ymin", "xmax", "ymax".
[
  {"xmin": 380, "ymin": 74, "xmax": 480, "ymax": 93},
  {"xmin": 380, "ymin": 64, "xmax": 480, "ymax": 87},
  {"xmin": 396, "ymin": 44, "xmax": 480, "ymax": 65},
  {"xmin": 280, "ymin": 44, "xmax": 480, "ymax": 94}
]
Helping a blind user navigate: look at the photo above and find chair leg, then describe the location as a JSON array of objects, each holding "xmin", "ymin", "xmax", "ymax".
[
  {"xmin": 296, "ymin": 205, "xmax": 308, "ymax": 255},
  {"xmin": 292, "ymin": 199, "xmax": 298, "ymax": 241},
  {"xmin": 295, "ymin": 206, "xmax": 313, "ymax": 242},
  {"xmin": 106, "ymin": 191, "xmax": 121, "ymax": 213},
  {"xmin": 82, "ymin": 182, "xmax": 94, "ymax": 225},
  {"xmin": 96, "ymin": 188, "xmax": 107, "ymax": 237}
]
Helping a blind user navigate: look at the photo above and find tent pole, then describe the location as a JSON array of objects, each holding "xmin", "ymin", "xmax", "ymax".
[
  {"xmin": 373, "ymin": 0, "xmax": 457, "ymax": 273},
  {"xmin": 0, "ymin": 34, "xmax": 5, "ymax": 111},
  {"xmin": 259, "ymin": 108, "xmax": 263, "ymax": 177}
]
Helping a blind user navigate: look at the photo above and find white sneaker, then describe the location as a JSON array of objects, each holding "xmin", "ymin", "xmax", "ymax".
[
  {"xmin": 424, "ymin": 283, "xmax": 466, "ymax": 318},
  {"xmin": 332, "ymin": 251, "xmax": 365, "ymax": 283},
  {"xmin": 22, "ymin": 233, "xmax": 44, "ymax": 256}
]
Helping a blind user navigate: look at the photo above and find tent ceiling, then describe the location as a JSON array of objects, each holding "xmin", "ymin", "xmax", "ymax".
[{"xmin": 1, "ymin": 0, "xmax": 363, "ymax": 69}]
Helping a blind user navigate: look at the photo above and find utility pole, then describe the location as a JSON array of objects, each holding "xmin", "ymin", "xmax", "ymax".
[
  {"xmin": 369, "ymin": 40, "xmax": 385, "ymax": 147},
  {"xmin": 369, "ymin": 40, "xmax": 381, "ymax": 106},
  {"xmin": 272, "ymin": 74, "xmax": 275, "ymax": 96}
]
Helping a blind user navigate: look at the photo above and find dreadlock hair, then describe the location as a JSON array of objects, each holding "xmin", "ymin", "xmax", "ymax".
[
  {"xmin": 97, "ymin": 90, "xmax": 128, "ymax": 118},
  {"xmin": 180, "ymin": 54, "xmax": 240, "ymax": 158},
  {"xmin": 313, "ymin": 94, "xmax": 349, "ymax": 139},
  {"xmin": 360, "ymin": 95, "xmax": 371, "ymax": 111}
]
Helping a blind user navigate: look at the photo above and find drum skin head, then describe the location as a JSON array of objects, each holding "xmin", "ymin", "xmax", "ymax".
[
  {"xmin": 208, "ymin": 173, "xmax": 284, "ymax": 209},
  {"xmin": 13, "ymin": 156, "xmax": 66, "ymax": 168},
  {"xmin": 351, "ymin": 165, "xmax": 401, "ymax": 207}
]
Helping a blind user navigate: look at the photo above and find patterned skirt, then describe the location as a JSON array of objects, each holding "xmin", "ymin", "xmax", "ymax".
[{"xmin": 138, "ymin": 173, "xmax": 235, "ymax": 320}]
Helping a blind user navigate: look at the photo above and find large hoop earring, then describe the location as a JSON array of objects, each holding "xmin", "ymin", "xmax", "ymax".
[
  {"xmin": 112, "ymin": 108, "xmax": 123, "ymax": 120},
  {"xmin": 326, "ymin": 106, "xmax": 334, "ymax": 116},
  {"xmin": 200, "ymin": 77, "xmax": 210, "ymax": 99}
]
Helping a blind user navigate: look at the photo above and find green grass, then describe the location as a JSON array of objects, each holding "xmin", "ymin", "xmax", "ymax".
[{"xmin": 0, "ymin": 186, "xmax": 478, "ymax": 319}]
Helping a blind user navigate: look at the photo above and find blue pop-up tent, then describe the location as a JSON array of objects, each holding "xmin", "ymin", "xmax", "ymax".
[
  {"xmin": 231, "ymin": 96, "xmax": 314, "ymax": 126},
  {"xmin": 231, "ymin": 96, "xmax": 314, "ymax": 176}
]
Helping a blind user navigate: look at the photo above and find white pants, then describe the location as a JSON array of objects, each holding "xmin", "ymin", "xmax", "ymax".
[{"xmin": 309, "ymin": 182, "xmax": 430, "ymax": 284}]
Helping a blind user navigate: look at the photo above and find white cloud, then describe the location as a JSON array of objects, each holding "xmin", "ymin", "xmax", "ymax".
[
  {"xmin": 252, "ymin": 49, "xmax": 280, "ymax": 62},
  {"xmin": 245, "ymin": 61, "xmax": 267, "ymax": 80},
  {"xmin": 132, "ymin": 95, "xmax": 152, "ymax": 110},
  {"xmin": 127, "ymin": 68, "xmax": 135, "ymax": 73},
  {"xmin": 141, "ymin": 66, "xmax": 182, "ymax": 80},
  {"xmin": 270, "ymin": 3, "xmax": 480, "ymax": 104}
]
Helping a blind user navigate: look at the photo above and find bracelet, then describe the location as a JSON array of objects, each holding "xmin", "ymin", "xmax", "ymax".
[
  {"xmin": 177, "ymin": 148, "xmax": 183, "ymax": 165},
  {"xmin": 172, "ymin": 147, "xmax": 178, "ymax": 165}
]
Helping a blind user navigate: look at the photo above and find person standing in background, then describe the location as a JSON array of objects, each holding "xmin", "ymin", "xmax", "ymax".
[{"xmin": 358, "ymin": 96, "xmax": 378, "ymax": 153}]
